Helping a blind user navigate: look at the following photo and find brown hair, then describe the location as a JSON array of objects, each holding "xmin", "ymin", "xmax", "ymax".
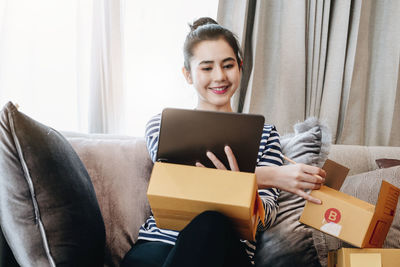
[{"xmin": 183, "ymin": 17, "xmax": 243, "ymax": 71}]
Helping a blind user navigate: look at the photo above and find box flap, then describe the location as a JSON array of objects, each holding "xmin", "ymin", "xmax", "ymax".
[
  {"xmin": 374, "ymin": 181, "xmax": 400, "ymax": 218},
  {"xmin": 322, "ymin": 159, "xmax": 350, "ymax": 190},
  {"xmin": 246, "ymin": 192, "xmax": 267, "ymax": 240},
  {"xmin": 256, "ymin": 193, "xmax": 265, "ymax": 226},
  {"xmin": 363, "ymin": 181, "xmax": 400, "ymax": 247}
]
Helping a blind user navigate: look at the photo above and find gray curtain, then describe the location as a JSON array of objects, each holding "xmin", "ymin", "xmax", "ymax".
[{"xmin": 218, "ymin": 0, "xmax": 400, "ymax": 146}]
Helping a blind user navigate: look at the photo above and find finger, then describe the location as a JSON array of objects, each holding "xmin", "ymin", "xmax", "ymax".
[
  {"xmin": 301, "ymin": 164, "xmax": 327, "ymax": 178},
  {"xmin": 297, "ymin": 181, "xmax": 322, "ymax": 190},
  {"xmin": 298, "ymin": 173, "xmax": 325, "ymax": 184},
  {"xmin": 195, "ymin": 162, "xmax": 206, "ymax": 168},
  {"xmin": 224, "ymin": 146, "xmax": 239, "ymax": 171},
  {"xmin": 313, "ymin": 174, "xmax": 325, "ymax": 183},
  {"xmin": 206, "ymin": 151, "xmax": 227, "ymax": 170},
  {"xmin": 296, "ymin": 189, "xmax": 322, "ymax": 204}
]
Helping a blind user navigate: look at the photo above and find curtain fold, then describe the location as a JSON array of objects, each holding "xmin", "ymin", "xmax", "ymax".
[
  {"xmin": 338, "ymin": 0, "xmax": 400, "ymax": 145},
  {"xmin": 89, "ymin": 0, "xmax": 125, "ymax": 134},
  {"xmin": 306, "ymin": 0, "xmax": 330, "ymax": 119},
  {"xmin": 218, "ymin": 0, "xmax": 400, "ymax": 146},
  {"xmin": 218, "ymin": 0, "xmax": 255, "ymax": 112},
  {"xmin": 319, "ymin": 0, "xmax": 353, "ymax": 143}
]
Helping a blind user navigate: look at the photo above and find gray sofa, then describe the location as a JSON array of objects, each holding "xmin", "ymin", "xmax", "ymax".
[
  {"xmin": 1, "ymin": 119, "xmax": 399, "ymax": 266},
  {"xmin": 62, "ymin": 131, "xmax": 400, "ymax": 267}
]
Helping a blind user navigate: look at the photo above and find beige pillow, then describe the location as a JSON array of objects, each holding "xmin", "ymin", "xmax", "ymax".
[{"xmin": 66, "ymin": 135, "xmax": 153, "ymax": 267}]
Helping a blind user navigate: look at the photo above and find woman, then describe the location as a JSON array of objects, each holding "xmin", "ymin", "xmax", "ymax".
[{"xmin": 122, "ymin": 17, "xmax": 326, "ymax": 267}]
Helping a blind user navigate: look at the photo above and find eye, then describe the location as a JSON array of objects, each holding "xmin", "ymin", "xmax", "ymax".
[
  {"xmin": 223, "ymin": 64, "xmax": 234, "ymax": 69},
  {"xmin": 201, "ymin": 67, "xmax": 212, "ymax": 71}
]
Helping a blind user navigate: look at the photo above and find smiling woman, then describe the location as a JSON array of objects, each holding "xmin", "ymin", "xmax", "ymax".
[{"xmin": 182, "ymin": 39, "xmax": 241, "ymax": 112}]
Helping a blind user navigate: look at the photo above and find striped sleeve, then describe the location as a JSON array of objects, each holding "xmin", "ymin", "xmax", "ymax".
[
  {"xmin": 256, "ymin": 124, "xmax": 283, "ymax": 232},
  {"xmin": 144, "ymin": 114, "xmax": 161, "ymax": 163}
]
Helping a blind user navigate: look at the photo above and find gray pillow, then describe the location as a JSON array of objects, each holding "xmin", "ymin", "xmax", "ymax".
[
  {"xmin": 0, "ymin": 102, "xmax": 105, "ymax": 266},
  {"xmin": 312, "ymin": 166, "xmax": 400, "ymax": 266},
  {"xmin": 255, "ymin": 117, "xmax": 331, "ymax": 267}
]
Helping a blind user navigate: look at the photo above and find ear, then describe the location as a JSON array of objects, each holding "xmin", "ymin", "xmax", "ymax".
[{"xmin": 182, "ymin": 67, "xmax": 193, "ymax": 84}]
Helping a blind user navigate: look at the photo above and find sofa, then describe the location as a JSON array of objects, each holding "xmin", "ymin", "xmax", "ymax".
[{"xmin": 1, "ymin": 102, "xmax": 400, "ymax": 267}]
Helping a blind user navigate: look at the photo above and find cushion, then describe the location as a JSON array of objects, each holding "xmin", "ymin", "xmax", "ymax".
[
  {"xmin": 312, "ymin": 166, "xmax": 400, "ymax": 266},
  {"xmin": 376, "ymin": 158, "xmax": 400, "ymax": 169},
  {"xmin": 65, "ymin": 134, "xmax": 153, "ymax": 266},
  {"xmin": 0, "ymin": 102, "xmax": 105, "ymax": 266},
  {"xmin": 255, "ymin": 117, "xmax": 331, "ymax": 267}
]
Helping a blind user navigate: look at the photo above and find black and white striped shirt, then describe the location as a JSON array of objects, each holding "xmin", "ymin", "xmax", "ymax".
[{"xmin": 138, "ymin": 113, "xmax": 283, "ymax": 265}]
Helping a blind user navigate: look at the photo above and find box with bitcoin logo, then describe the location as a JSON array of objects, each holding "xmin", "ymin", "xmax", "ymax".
[{"xmin": 299, "ymin": 159, "xmax": 400, "ymax": 248}]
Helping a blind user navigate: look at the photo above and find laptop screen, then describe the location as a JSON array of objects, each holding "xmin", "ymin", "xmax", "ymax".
[{"xmin": 156, "ymin": 108, "xmax": 265, "ymax": 173}]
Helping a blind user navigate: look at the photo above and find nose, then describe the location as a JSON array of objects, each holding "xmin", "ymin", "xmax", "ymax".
[{"xmin": 213, "ymin": 66, "xmax": 227, "ymax": 82}]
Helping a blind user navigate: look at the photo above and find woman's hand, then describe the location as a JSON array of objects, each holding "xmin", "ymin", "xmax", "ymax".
[
  {"xmin": 256, "ymin": 163, "xmax": 326, "ymax": 204},
  {"xmin": 195, "ymin": 146, "xmax": 239, "ymax": 171}
]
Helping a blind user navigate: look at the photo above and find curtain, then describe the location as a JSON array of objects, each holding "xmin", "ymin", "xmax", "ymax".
[
  {"xmin": 218, "ymin": 0, "xmax": 400, "ymax": 146},
  {"xmin": 0, "ymin": 0, "xmax": 125, "ymax": 134},
  {"xmin": 89, "ymin": 0, "xmax": 125, "ymax": 134}
]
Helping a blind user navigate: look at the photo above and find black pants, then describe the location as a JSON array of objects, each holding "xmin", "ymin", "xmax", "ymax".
[{"xmin": 121, "ymin": 211, "xmax": 252, "ymax": 267}]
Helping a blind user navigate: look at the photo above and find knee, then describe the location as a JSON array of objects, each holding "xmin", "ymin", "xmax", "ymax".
[
  {"xmin": 196, "ymin": 210, "xmax": 228, "ymax": 222},
  {"xmin": 192, "ymin": 210, "xmax": 233, "ymax": 233}
]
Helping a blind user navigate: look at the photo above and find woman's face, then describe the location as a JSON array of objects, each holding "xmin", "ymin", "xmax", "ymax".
[{"xmin": 183, "ymin": 38, "xmax": 241, "ymax": 112}]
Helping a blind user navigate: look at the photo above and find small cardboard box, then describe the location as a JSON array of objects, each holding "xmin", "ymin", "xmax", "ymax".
[
  {"xmin": 300, "ymin": 160, "xmax": 400, "ymax": 248},
  {"xmin": 328, "ymin": 248, "xmax": 400, "ymax": 267},
  {"xmin": 147, "ymin": 162, "xmax": 265, "ymax": 241}
]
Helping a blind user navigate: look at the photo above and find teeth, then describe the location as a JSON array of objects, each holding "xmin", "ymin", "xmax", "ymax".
[{"xmin": 212, "ymin": 86, "xmax": 227, "ymax": 91}]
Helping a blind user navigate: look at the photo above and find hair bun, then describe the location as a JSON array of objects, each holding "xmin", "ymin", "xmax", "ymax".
[{"xmin": 189, "ymin": 17, "xmax": 218, "ymax": 31}]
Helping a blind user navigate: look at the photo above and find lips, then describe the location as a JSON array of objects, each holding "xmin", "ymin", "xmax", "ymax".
[{"xmin": 209, "ymin": 85, "xmax": 229, "ymax": 95}]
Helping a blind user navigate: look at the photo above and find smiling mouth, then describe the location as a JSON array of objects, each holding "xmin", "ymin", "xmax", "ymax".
[{"xmin": 209, "ymin": 86, "xmax": 229, "ymax": 94}]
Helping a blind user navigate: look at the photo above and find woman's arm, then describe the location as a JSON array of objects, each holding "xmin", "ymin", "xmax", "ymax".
[
  {"xmin": 144, "ymin": 114, "xmax": 161, "ymax": 162},
  {"xmin": 255, "ymin": 164, "xmax": 326, "ymax": 204}
]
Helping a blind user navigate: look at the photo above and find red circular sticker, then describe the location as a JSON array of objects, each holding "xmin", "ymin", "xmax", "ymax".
[{"xmin": 324, "ymin": 208, "xmax": 341, "ymax": 223}]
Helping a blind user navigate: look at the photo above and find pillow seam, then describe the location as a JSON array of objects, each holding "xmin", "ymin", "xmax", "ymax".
[{"xmin": 8, "ymin": 111, "xmax": 56, "ymax": 267}]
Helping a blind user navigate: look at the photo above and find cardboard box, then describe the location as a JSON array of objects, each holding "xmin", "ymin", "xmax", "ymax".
[
  {"xmin": 300, "ymin": 160, "xmax": 400, "ymax": 248},
  {"xmin": 147, "ymin": 162, "xmax": 265, "ymax": 241},
  {"xmin": 328, "ymin": 248, "xmax": 400, "ymax": 267}
]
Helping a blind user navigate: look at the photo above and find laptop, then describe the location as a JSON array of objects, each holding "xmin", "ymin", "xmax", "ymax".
[{"xmin": 156, "ymin": 108, "xmax": 265, "ymax": 173}]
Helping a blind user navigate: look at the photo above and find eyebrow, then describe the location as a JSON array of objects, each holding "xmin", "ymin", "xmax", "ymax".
[{"xmin": 199, "ymin": 57, "xmax": 236, "ymax": 65}]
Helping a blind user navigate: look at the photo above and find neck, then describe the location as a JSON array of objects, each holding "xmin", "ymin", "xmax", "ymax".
[{"xmin": 196, "ymin": 102, "xmax": 233, "ymax": 113}]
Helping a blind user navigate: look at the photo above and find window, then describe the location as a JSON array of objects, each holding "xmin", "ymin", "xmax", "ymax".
[
  {"xmin": 0, "ymin": 0, "xmax": 92, "ymax": 131},
  {"xmin": 0, "ymin": 0, "xmax": 218, "ymax": 136},
  {"xmin": 123, "ymin": 0, "xmax": 218, "ymax": 136}
]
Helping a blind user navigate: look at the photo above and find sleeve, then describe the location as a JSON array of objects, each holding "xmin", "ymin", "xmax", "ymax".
[
  {"xmin": 256, "ymin": 124, "xmax": 283, "ymax": 232},
  {"xmin": 144, "ymin": 114, "xmax": 161, "ymax": 163}
]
